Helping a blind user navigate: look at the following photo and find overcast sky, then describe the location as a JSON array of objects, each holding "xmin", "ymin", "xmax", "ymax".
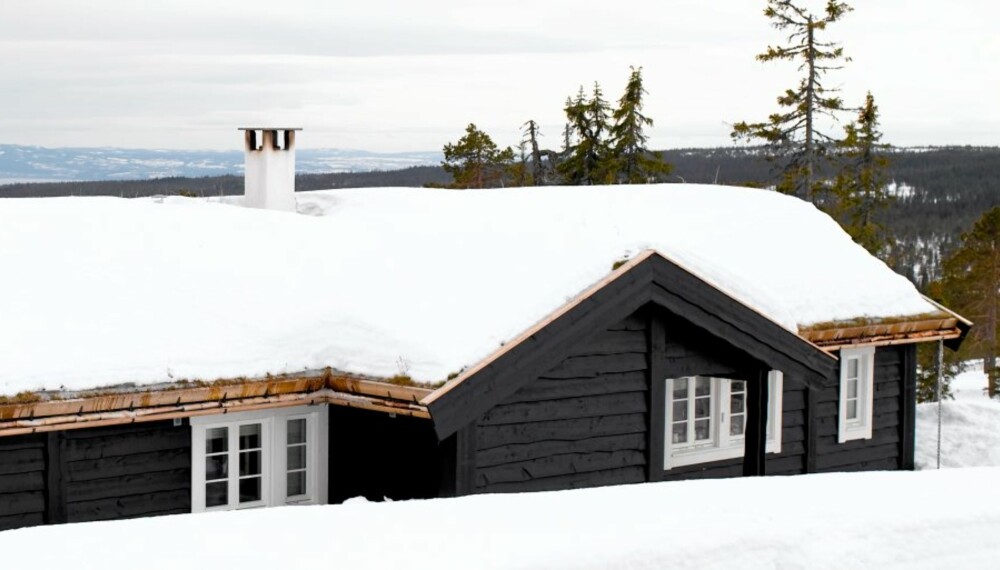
[{"xmin": 1, "ymin": 0, "xmax": 997, "ymax": 152}]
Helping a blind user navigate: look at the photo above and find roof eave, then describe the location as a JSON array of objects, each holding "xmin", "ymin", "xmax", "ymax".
[{"xmin": 0, "ymin": 373, "xmax": 432, "ymax": 437}]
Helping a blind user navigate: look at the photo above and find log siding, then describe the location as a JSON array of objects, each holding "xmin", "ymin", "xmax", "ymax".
[{"xmin": 473, "ymin": 313, "xmax": 650, "ymax": 494}]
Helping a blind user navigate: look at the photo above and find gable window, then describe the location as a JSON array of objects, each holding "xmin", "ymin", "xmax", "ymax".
[
  {"xmin": 191, "ymin": 405, "xmax": 328, "ymax": 512},
  {"xmin": 838, "ymin": 346, "xmax": 875, "ymax": 443},
  {"xmin": 664, "ymin": 372, "xmax": 782, "ymax": 470}
]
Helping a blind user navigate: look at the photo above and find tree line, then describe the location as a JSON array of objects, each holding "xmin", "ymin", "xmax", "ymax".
[{"xmin": 437, "ymin": 66, "xmax": 672, "ymax": 190}]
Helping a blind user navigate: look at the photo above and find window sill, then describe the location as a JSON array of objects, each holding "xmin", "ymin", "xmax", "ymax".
[{"xmin": 667, "ymin": 440, "xmax": 780, "ymax": 470}]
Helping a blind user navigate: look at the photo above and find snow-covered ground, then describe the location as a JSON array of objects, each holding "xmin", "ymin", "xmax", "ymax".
[
  {"xmin": 915, "ymin": 363, "xmax": 1000, "ymax": 469},
  {"xmin": 0, "ymin": 185, "xmax": 940, "ymax": 394},
  {"xmin": 1, "ymin": 467, "xmax": 997, "ymax": 568}
]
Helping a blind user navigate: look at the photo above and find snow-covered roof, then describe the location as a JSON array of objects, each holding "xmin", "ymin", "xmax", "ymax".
[{"xmin": 0, "ymin": 184, "xmax": 939, "ymax": 396}]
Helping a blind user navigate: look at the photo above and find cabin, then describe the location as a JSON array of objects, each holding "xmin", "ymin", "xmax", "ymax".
[{"xmin": 0, "ymin": 130, "xmax": 969, "ymax": 532}]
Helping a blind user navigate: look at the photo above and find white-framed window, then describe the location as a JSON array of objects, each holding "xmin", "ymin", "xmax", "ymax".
[
  {"xmin": 191, "ymin": 405, "xmax": 328, "ymax": 513},
  {"xmin": 838, "ymin": 346, "xmax": 875, "ymax": 443},
  {"xmin": 664, "ymin": 372, "xmax": 783, "ymax": 470}
]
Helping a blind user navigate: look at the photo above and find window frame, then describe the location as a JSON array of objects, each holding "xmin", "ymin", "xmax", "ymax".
[
  {"xmin": 191, "ymin": 405, "xmax": 328, "ymax": 513},
  {"xmin": 838, "ymin": 346, "xmax": 875, "ymax": 443},
  {"xmin": 663, "ymin": 372, "xmax": 783, "ymax": 470}
]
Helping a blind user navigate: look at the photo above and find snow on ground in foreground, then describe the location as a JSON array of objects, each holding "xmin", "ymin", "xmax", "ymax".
[
  {"xmin": 915, "ymin": 363, "xmax": 1000, "ymax": 469},
  {"xmin": 0, "ymin": 185, "xmax": 937, "ymax": 394},
  {"xmin": 2, "ymin": 468, "xmax": 999, "ymax": 569}
]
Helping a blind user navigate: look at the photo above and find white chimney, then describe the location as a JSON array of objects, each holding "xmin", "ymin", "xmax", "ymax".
[{"xmin": 240, "ymin": 127, "xmax": 301, "ymax": 212}]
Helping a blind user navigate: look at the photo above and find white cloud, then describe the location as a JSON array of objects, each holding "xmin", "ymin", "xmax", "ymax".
[{"xmin": 0, "ymin": 0, "xmax": 997, "ymax": 151}]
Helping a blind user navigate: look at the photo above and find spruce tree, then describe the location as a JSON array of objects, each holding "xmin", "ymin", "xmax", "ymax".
[
  {"xmin": 831, "ymin": 92, "xmax": 892, "ymax": 256},
  {"xmin": 731, "ymin": 0, "xmax": 853, "ymax": 199},
  {"xmin": 441, "ymin": 123, "xmax": 515, "ymax": 189},
  {"xmin": 937, "ymin": 207, "xmax": 1000, "ymax": 398},
  {"xmin": 558, "ymin": 83, "xmax": 613, "ymax": 185},
  {"xmin": 608, "ymin": 66, "xmax": 673, "ymax": 184}
]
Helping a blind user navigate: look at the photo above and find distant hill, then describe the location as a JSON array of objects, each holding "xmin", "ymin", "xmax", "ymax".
[
  {"xmin": 3, "ymin": 144, "xmax": 999, "ymax": 289},
  {"xmin": 0, "ymin": 144, "xmax": 441, "ymax": 184}
]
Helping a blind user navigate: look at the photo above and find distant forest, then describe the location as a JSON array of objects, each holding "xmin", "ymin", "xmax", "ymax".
[{"xmin": 3, "ymin": 145, "xmax": 998, "ymax": 291}]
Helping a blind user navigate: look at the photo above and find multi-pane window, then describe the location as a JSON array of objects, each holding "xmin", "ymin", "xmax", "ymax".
[
  {"xmin": 664, "ymin": 372, "xmax": 782, "ymax": 470},
  {"xmin": 838, "ymin": 346, "xmax": 875, "ymax": 443},
  {"xmin": 286, "ymin": 418, "xmax": 308, "ymax": 499},
  {"xmin": 191, "ymin": 406, "xmax": 328, "ymax": 513}
]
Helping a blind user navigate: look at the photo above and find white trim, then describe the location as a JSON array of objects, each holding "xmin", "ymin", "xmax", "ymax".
[
  {"xmin": 838, "ymin": 346, "xmax": 875, "ymax": 443},
  {"xmin": 191, "ymin": 405, "xmax": 328, "ymax": 513},
  {"xmin": 663, "ymin": 373, "xmax": 783, "ymax": 470}
]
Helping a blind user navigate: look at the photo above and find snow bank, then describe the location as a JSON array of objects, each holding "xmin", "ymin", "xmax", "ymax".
[
  {"xmin": 2, "ymin": 468, "xmax": 999, "ymax": 569},
  {"xmin": 915, "ymin": 364, "xmax": 1000, "ymax": 469},
  {"xmin": 0, "ymin": 185, "xmax": 937, "ymax": 393}
]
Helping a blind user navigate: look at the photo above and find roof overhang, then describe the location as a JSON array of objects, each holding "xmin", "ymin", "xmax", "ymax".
[
  {"xmin": 800, "ymin": 296, "xmax": 973, "ymax": 352},
  {"xmin": 0, "ymin": 372, "xmax": 431, "ymax": 437}
]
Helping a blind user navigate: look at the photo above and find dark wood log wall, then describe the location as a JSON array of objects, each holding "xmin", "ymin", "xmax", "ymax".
[
  {"xmin": 460, "ymin": 309, "xmax": 918, "ymax": 495},
  {"xmin": 471, "ymin": 313, "xmax": 650, "ymax": 494},
  {"xmin": 0, "ymin": 435, "xmax": 46, "ymax": 531},
  {"xmin": 0, "ymin": 420, "xmax": 190, "ymax": 531},
  {"xmin": 812, "ymin": 345, "xmax": 911, "ymax": 473}
]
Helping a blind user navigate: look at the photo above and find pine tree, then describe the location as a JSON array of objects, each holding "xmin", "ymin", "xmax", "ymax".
[
  {"xmin": 830, "ymin": 92, "xmax": 893, "ymax": 256},
  {"xmin": 731, "ymin": 0, "xmax": 853, "ymax": 199},
  {"xmin": 441, "ymin": 123, "xmax": 515, "ymax": 189},
  {"xmin": 937, "ymin": 207, "xmax": 1000, "ymax": 397},
  {"xmin": 558, "ymin": 83, "xmax": 613, "ymax": 185},
  {"xmin": 608, "ymin": 66, "xmax": 673, "ymax": 184}
]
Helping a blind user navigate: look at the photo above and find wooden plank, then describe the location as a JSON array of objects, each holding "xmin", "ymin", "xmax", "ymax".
[
  {"xmin": 0, "ymin": 470, "xmax": 45, "ymax": 495},
  {"xmin": 815, "ymin": 443, "xmax": 902, "ymax": 471},
  {"xmin": 781, "ymin": 425, "xmax": 806, "ymax": 445},
  {"xmin": 44, "ymin": 431, "xmax": 67, "ymax": 524},
  {"xmin": 453, "ymin": 424, "xmax": 476, "ymax": 496},
  {"xmin": 540, "ymin": 353, "xmax": 648, "ymax": 379},
  {"xmin": 781, "ymin": 388, "xmax": 806, "ymax": 412},
  {"xmin": 66, "ymin": 468, "xmax": 190, "ymax": 504},
  {"xmin": 67, "ymin": 448, "xmax": 190, "ymax": 482},
  {"xmin": 900, "ymin": 344, "xmax": 917, "ymax": 470},
  {"xmin": 0, "ymin": 490, "xmax": 45, "ymax": 516},
  {"xmin": 576, "ymin": 329, "xmax": 648, "ymax": 355},
  {"xmin": 805, "ymin": 387, "xmax": 818, "ymax": 473},
  {"xmin": 608, "ymin": 313, "xmax": 648, "ymax": 331},
  {"xmin": 818, "ymin": 457, "xmax": 899, "ymax": 473},
  {"xmin": 766, "ymin": 454, "xmax": 805, "ymax": 475},
  {"xmin": 67, "ymin": 488, "xmax": 190, "ymax": 522},
  {"xmin": 504, "ymin": 374, "xmax": 647, "ymax": 404},
  {"xmin": 647, "ymin": 313, "xmax": 666, "ymax": 482},
  {"xmin": 743, "ymin": 370, "xmax": 769, "ymax": 477},
  {"xmin": 0, "ymin": 436, "xmax": 46, "ymax": 453},
  {"xmin": 0, "ymin": 447, "xmax": 45, "ymax": 476},
  {"xmin": 478, "ymin": 393, "xmax": 647, "ymax": 427},
  {"xmin": 477, "ymin": 414, "xmax": 647, "ymax": 450},
  {"xmin": 476, "ymin": 450, "xmax": 646, "ymax": 487},
  {"xmin": 477, "ymin": 433, "xmax": 647, "ymax": 468},
  {"xmin": 782, "ymin": 409, "xmax": 806, "ymax": 429},
  {"xmin": 0, "ymin": 511, "xmax": 44, "ymax": 532},
  {"xmin": 476, "ymin": 466, "xmax": 646, "ymax": 494},
  {"xmin": 662, "ymin": 458, "xmax": 742, "ymax": 481},
  {"xmin": 62, "ymin": 424, "xmax": 189, "ymax": 460}
]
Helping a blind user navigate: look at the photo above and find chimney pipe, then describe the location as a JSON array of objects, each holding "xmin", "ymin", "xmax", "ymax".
[{"xmin": 239, "ymin": 127, "xmax": 302, "ymax": 212}]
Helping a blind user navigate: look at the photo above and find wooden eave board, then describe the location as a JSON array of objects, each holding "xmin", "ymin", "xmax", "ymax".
[{"xmin": 0, "ymin": 374, "xmax": 432, "ymax": 436}]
